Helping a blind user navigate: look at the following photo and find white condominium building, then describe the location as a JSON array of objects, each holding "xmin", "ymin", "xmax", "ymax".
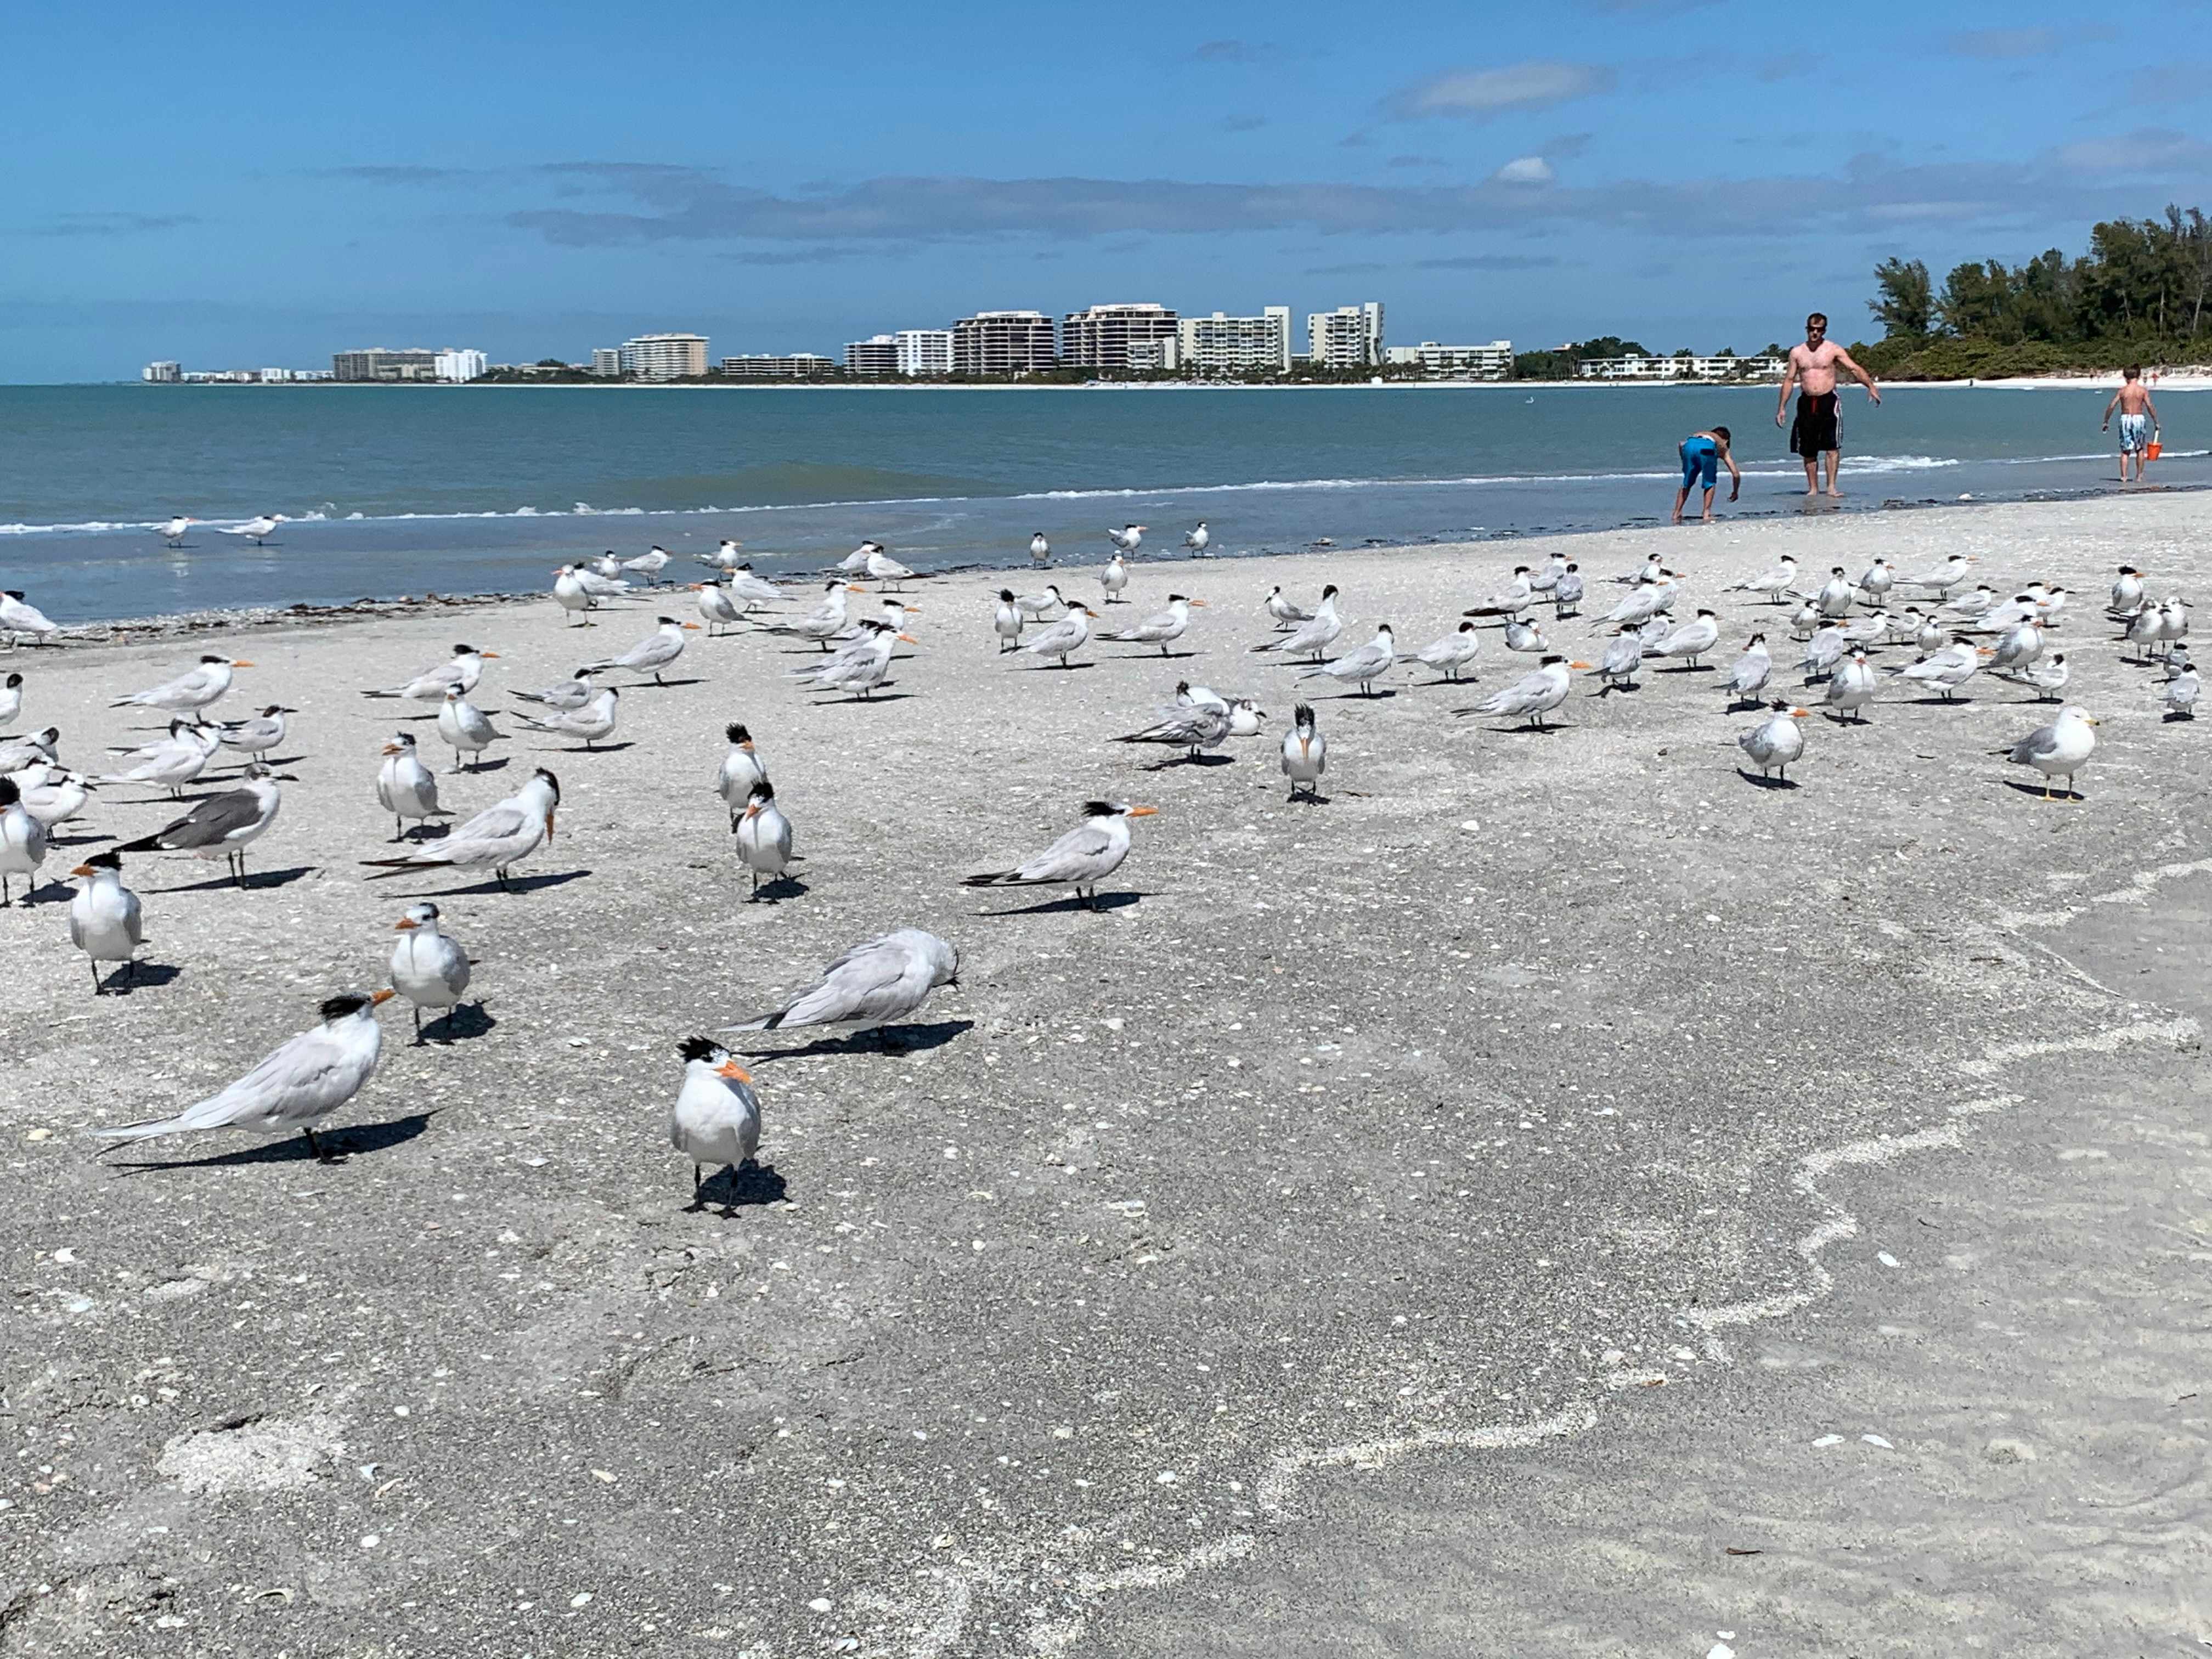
[
  {"xmin": 1307, "ymin": 302, "xmax": 1386, "ymax": 368},
  {"xmin": 1166, "ymin": 307, "xmax": 1295, "ymax": 374},
  {"xmin": 895, "ymin": 329, "xmax": 955, "ymax": 377},
  {"xmin": 1576, "ymin": 353, "xmax": 1784, "ymax": 381},
  {"xmin": 720, "ymin": 354, "xmax": 838, "ymax": 378},
  {"xmin": 845, "ymin": 335, "xmax": 900, "ymax": 377},
  {"xmin": 435, "ymin": 348, "xmax": 488, "ymax": 383},
  {"xmin": 617, "ymin": 332, "xmax": 709, "ymax": 380},
  {"xmin": 1059, "ymin": 303, "xmax": 1179, "ymax": 373},
  {"xmin": 1383, "ymin": 340, "xmax": 1514, "ymax": 380},
  {"xmin": 142, "ymin": 360, "xmax": 182, "ymax": 383},
  {"xmin": 590, "ymin": 348, "xmax": 622, "ymax": 377},
  {"xmin": 951, "ymin": 311, "xmax": 1057, "ymax": 376}
]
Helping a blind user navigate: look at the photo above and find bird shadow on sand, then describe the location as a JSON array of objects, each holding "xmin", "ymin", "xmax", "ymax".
[
  {"xmin": 975, "ymin": 889, "xmax": 1149, "ymax": 917},
  {"xmin": 150, "ymin": 866, "xmax": 314, "ymax": 895},
  {"xmin": 1459, "ymin": 718, "xmax": 1571, "ymax": 735},
  {"xmin": 1113, "ymin": 649, "xmax": 1201, "ymax": 661},
  {"xmin": 1658, "ymin": 663, "xmax": 1717, "ymax": 674},
  {"xmin": 402, "ymin": 868, "xmax": 591, "ymax": 900},
  {"xmin": 104, "ymin": 1111, "xmax": 439, "ymax": 1173},
  {"xmin": 1904, "ymin": 695, "xmax": 1974, "ymax": 707},
  {"xmin": 2002, "ymin": 780, "xmax": 2083, "ymax": 803},
  {"xmin": 1821, "ymin": 712, "xmax": 1874, "ymax": 727},
  {"xmin": 448, "ymin": 757, "xmax": 511, "ymax": 774},
  {"xmin": 625, "ymin": 677, "xmax": 704, "ymax": 689},
  {"xmin": 743, "ymin": 874, "xmax": 810, "ymax": 902},
  {"xmin": 1011, "ymin": 661, "xmax": 1098, "ymax": 674},
  {"xmin": 816, "ymin": 691, "xmax": 916, "ymax": 705},
  {"xmin": 1736, "ymin": 769, "xmax": 1801, "ymax": 790},
  {"xmin": 692, "ymin": 1159, "xmax": 788, "ymax": 1212},
  {"xmin": 1314, "ymin": 687, "xmax": 1397, "ymax": 701},
  {"xmin": 2164, "ymin": 709, "xmax": 2197, "ymax": 724},
  {"xmin": 415, "ymin": 1002, "xmax": 496, "ymax": 1045},
  {"xmin": 47, "ymin": 829, "xmax": 114, "ymax": 848},
  {"xmin": 741, "ymin": 1019, "xmax": 974, "ymax": 1064},
  {"xmin": 1141, "ymin": 752, "xmax": 1234, "ymax": 770},
  {"xmin": 1722, "ymin": 696, "xmax": 1763, "ymax": 713},
  {"xmin": 93, "ymin": 961, "xmax": 182, "ymax": 994},
  {"xmin": 1593, "ymin": 683, "xmax": 1641, "ymax": 698},
  {"xmin": 532, "ymin": 741, "xmax": 635, "ymax": 754}
]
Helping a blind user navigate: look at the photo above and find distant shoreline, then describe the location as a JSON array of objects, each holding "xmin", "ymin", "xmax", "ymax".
[{"xmin": 96, "ymin": 373, "xmax": 2212, "ymax": 392}]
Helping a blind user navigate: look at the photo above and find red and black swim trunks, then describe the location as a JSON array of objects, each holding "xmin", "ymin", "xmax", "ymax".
[{"xmin": 1789, "ymin": 391, "xmax": 1841, "ymax": 456}]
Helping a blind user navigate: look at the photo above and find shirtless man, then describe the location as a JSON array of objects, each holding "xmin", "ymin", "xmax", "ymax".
[
  {"xmin": 2102, "ymin": 365, "xmax": 2160, "ymax": 483},
  {"xmin": 1775, "ymin": 313, "xmax": 1880, "ymax": 497}
]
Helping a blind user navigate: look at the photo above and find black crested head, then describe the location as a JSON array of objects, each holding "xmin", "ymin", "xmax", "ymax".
[
  {"xmin": 84, "ymin": 849, "xmax": 123, "ymax": 871},
  {"xmin": 2, "ymin": 590, "xmax": 22, "ymax": 600},
  {"xmin": 454, "ymin": 643, "xmax": 477, "ymax": 654},
  {"xmin": 1081, "ymin": 800, "xmax": 1120, "ymax": 817},
  {"xmin": 319, "ymin": 992, "xmax": 373, "ymax": 1022},
  {"xmin": 999, "ymin": 589, "xmax": 1015, "ymax": 601},
  {"xmin": 533, "ymin": 768, "xmax": 561, "ymax": 801},
  {"xmin": 572, "ymin": 667, "xmax": 594, "ymax": 679},
  {"xmin": 725, "ymin": 721, "xmax": 751, "ymax": 743},
  {"xmin": 1322, "ymin": 584, "xmax": 1339, "ymax": 598},
  {"xmin": 750, "ymin": 779, "xmax": 775, "ymax": 802},
  {"xmin": 1294, "ymin": 702, "xmax": 1316, "ymax": 724},
  {"xmin": 0, "ymin": 777, "xmax": 16, "ymax": 807},
  {"xmin": 199, "ymin": 653, "xmax": 228, "ymax": 664},
  {"xmin": 1167, "ymin": 594, "xmax": 1188, "ymax": 603},
  {"xmin": 657, "ymin": 615, "xmax": 680, "ymax": 625},
  {"xmin": 1459, "ymin": 620, "xmax": 1477, "ymax": 631},
  {"xmin": 3, "ymin": 673, "xmax": 18, "ymax": 687},
  {"xmin": 677, "ymin": 1035, "xmax": 721, "ymax": 1064},
  {"xmin": 1539, "ymin": 654, "xmax": 1566, "ymax": 665},
  {"xmin": 1769, "ymin": 698, "xmax": 1790, "ymax": 710}
]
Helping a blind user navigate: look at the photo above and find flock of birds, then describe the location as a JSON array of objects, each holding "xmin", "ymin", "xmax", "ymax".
[{"xmin": 1, "ymin": 519, "xmax": 2194, "ymax": 1208}]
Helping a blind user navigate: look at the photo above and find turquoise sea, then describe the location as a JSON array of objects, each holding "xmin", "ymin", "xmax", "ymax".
[{"xmin": 2, "ymin": 383, "xmax": 2203, "ymax": 623}]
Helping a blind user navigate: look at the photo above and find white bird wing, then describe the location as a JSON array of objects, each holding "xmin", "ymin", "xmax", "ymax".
[
  {"xmin": 766, "ymin": 936, "xmax": 928, "ymax": 1027},
  {"xmin": 1012, "ymin": 821, "xmax": 1120, "ymax": 883},
  {"xmin": 94, "ymin": 1025, "xmax": 368, "ymax": 1139}
]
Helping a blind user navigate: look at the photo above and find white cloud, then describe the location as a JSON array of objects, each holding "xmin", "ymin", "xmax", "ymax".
[
  {"xmin": 1384, "ymin": 62, "xmax": 1614, "ymax": 121},
  {"xmin": 1493, "ymin": 156, "xmax": 1556, "ymax": 185}
]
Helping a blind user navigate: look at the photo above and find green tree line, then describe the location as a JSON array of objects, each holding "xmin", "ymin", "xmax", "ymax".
[{"xmin": 1860, "ymin": 205, "xmax": 2212, "ymax": 378}]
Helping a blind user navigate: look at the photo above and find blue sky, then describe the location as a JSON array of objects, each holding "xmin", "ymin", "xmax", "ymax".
[{"xmin": 7, "ymin": 1, "xmax": 2209, "ymax": 381}]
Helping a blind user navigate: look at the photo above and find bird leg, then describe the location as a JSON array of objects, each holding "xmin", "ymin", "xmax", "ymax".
[
  {"xmin": 90, "ymin": 958, "xmax": 104, "ymax": 995},
  {"xmin": 412, "ymin": 1005, "xmax": 424, "ymax": 1044},
  {"xmin": 303, "ymin": 1127, "xmax": 329, "ymax": 1161}
]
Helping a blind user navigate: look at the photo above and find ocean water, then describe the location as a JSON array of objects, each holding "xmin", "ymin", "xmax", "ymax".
[{"xmin": 2, "ymin": 383, "xmax": 2203, "ymax": 623}]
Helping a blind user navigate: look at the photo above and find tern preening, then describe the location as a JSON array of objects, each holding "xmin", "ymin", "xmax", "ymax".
[
  {"xmin": 1183, "ymin": 522, "xmax": 1210, "ymax": 554},
  {"xmin": 1108, "ymin": 524, "xmax": 1146, "ymax": 555},
  {"xmin": 725, "ymin": 928, "xmax": 960, "ymax": 1046},
  {"xmin": 963, "ymin": 800, "xmax": 1156, "ymax": 909},
  {"xmin": 362, "ymin": 767, "xmax": 559, "ymax": 888}
]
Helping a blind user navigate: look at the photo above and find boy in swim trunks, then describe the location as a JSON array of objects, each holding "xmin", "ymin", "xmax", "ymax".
[
  {"xmin": 1672, "ymin": 426, "xmax": 1740, "ymax": 522},
  {"xmin": 1775, "ymin": 313, "xmax": 1881, "ymax": 497},
  {"xmin": 2102, "ymin": 365, "xmax": 2160, "ymax": 483}
]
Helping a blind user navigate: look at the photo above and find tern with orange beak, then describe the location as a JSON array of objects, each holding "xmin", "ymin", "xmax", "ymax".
[
  {"xmin": 1280, "ymin": 704, "xmax": 1326, "ymax": 802},
  {"xmin": 88, "ymin": 990, "xmax": 395, "ymax": 1158},
  {"xmin": 715, "ymin": 724, "xmax": 768, "ymax": 829},
  {"xmin": 515, "ymin": 684, "xmax": 621, "ymax": 748},
  {"xmin": 672, "ymin": 1037, "xmax": 761, "ymax": 1211},
  {"xmin": 68, "ymin": 850, "xmax": 143, "ymax": 991},
  {"xmin": 1100, "ymin": 594, "xmax": 1205, "ymax": 657},
  {"xmin": 1020, "ymin": 603, "xmax": 1096, "ymax": 668},
  {"xmin": 791, "ymin": 618, "xmax": 913, "ymax": 698},
  {"xmin": 362, "ymin": 643, "xmax": 497, "ymax": 704},
  {"xmin": 388, "ymin": 901, "xmax": 472, "ymax": 1041},
  {"xmin": 1738, "ymin": 701, "xmax": 1812, "ymax": 781},
  {"xmin": 734, "ymin": 781, "xmax": 792, "ymax": 897},
  {"xmin": 110, "ymin": 653, "xmax": 251, "ymax": 714},
  {"xmin": 1468, "ymin": 655, "xmax": 1588, "ymax": 729},
  {"xmin": 771, "ymin": 580, "xmax": 868, "ymax": 650},
  {"xmin": 375, "ymin": 731, "xmax": 451, "ymax": 840},
  {"xmin": 587, "ymin": 616, "xmax": 699, "ymax": 685},
  {"xmin": 963, "ymin": 800, "xmax": 1156, "ymax": 909},
  {"xmin": 362, "ymin": 767, "xmax": 559, "ymax": 889}
]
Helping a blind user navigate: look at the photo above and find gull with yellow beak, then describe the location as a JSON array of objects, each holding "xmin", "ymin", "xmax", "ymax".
[
  {"xmin": 88, "ymin": 990, "xmax": 396, "ymax": 1159},
  {"xmin": 388, "ymin": 901, "xmax": 472, "ymax": 1041},
  {"xmin": 1999, "ymin": 704, "xmax": 2100, "ymax": 800},
  {"xmin": 671, "ymin": 1037, "xmax": 761, "ymax": 1212},
  {"xmin": 362, "ymin": 768, "xmax": 560, "ymax": 889},
  {"xmin": 963, "ymin": 799, "xmax": 1156, "ymax": 909}
]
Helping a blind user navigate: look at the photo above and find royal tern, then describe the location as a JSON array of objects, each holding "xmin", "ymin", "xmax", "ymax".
[
  {"xmin": 836, "ymin": 541, "xmax": 885, "ymax": 575},
  {"xmin": 1553, "ymin": 564, "xmax": 1584, "ymax": 618},
  {"xmin": 89, "ymin": 990, "xmax": 393, "ymax": 1158},
  {"xmin": 1602, "ymin": 578, "xmax": 1677, "ymax": 628},
  {"xmin": 2000, "ymin": 704, "xmax": 2098, "ymax": 799},
  {"xmin": 963, "ymin": 799, "xmax": 1155, "ymax": 908},
  {"xmin": 1815, "ymin": 566, "xmax": 1856, "ymax": 618},
  {"xmin": 1901, "ymin": 553, "xmax": 1976, "ymax": 594},
  {"xmin": 364, "ymin": 644, "xmax": 498, "ymax": 706},
  {"xmin": 865, "ymin": 547, "xmax": 915, "ymax": 590},
  {"xmin": 515, "ymin": 685, "xmax": 621, "ymax": 748},
  {"xmin": 586, "ymin": 616, "xmax": 699, "ymax": 685},
  {"xmin": 100, "ymin": 720, "xmax": 219, "ymax": 797},
  {"xmin": 993, "ymin": 589, "xmax": 1025, "ymax": 653},
  {"xmin": 1655, "ymin": 610, "xmax": 1720, "ymax": 669},
  {"xmin": 621, "ymin": 546, "xmax": 673, "ymax": 586},
  {"xmin": 157, "ymin": 516, "xmax": 193, "ymax": 547},
  {"xmin": 1115, "ymin": 699, "xmax": 1233, "ymax": 762},
  {"xmin": 436, "ymin": 687, "xmax": 506, "ymax": 771},
  {"xmin": 111, "ymin": 654, "xmax": 249, "ymax": 714},
  {"xmin": 1030, "ymin": 532, "xmax": 1052, "ymax": 567},
  {"xmin": 1738, "ymin": 702, "xmax": 1810, "ymax": 781},
  {"xmin": 2108, "ymin": 565, "xmax": 2149, "ymax": 618},
  {"xmin": 589, "ymin": 552, "xmax": 624, "ymax": 582},
  {"xmin": 1788, "ymin": 599, "xmax": 1821, "ymax": 641},
  {"xmin": 376, "ymin": 732, "xmax": 450, "ymax": 840},
  {"xmin": 0, "ymin": 592, "xmax": 59, "ymax": 650},
  {"xmin": 552, "ymin": 565, "xmax": 599, "ymax": 625},
  {"xmin": 212, "ymin": 704, "xmax": 295, "ymax": 763},
  {"xmin": 511, "ymin": 668, "xmax": 599, "ymax": 711},
  {"xmin": 671, "ymin": 1038, "xmax": 760, "ymax": 1209},
  {"xmin": 792, "ymin": 618, "xmax": 911, "ymax": 699},
  {"xmin": 1887, "ymin": 640, "xmax": 1989, "ymax": 700},
  {"xmin": 1414, "ymin": 621, "xmax": 1481, "ymax": 682},
  {"xmin": 1020, "ymin": 605, "xmax": 1095, "ymax": 669},
  {"xmin": 1108, "ymin": 524, "xmax": 1147, "ymax": 555},
  {"xmin": 386, "ymin": 901, "xmax": 472, "ymax": 1040},
  {"xmin": 714, "ymin": 724, "xmax": 768, "ymax": 828},
  {"xmin": 0, "ymin": 776, "xmax": 49, "ymax": 904},
  {"xmin": 1614, "ymin": 554, "xmax": 1667, "ymax": 587},
  {"xmin": 1838, "ymin": 611, "xmax": 1892, "ymax": 648},
  {"xmin": 733, "ymin": 781, "xmax": 793, "ymax": 896},
  {"xmin": 1280, "ymin": 703, "xmax": 1326, "ymax": 802},
  {"xmin": 774, "ymin": 581, "xmax": 867, "ymax": 650},
  {"xmin": 1723, "ymin": 634, "xmax": 1773, "ymax": 704},
  {"xmin": 1296, "ymin": 623, "xmax": 1396, "ymax": 696},
  {"xmin": 221, "ymin": 515, "xmax": 281, "ymax": 545},
  {"xmin": 1463, "ymin": 567, "xmax": 1534, "ymax": 619},
  {"xmin": 572, "ymin": 565, "xmax": 632, "ymax": 602},
  {"xmin": 0, "ymin": 672, "xmax": 22, "ymax": 727},
  {"xmin": 363, "ymin": 767, "xmax": 560, "ymax": 888},
  {"xmin": 117, "ymin": 761, "xmax": 282, "ymax": 885},
  {"xmin": 1100, "ymin": 595, "xmax": 1204, "ymax": 657},
  {"xmin": 1935, "ymin": 584, "xmax": 1998, "ymax": 623},
  {"xmin": 1726, "ymin": 556, "xmax": 1799, "ymax": 603},
  {"xmin": 1226, "ymin": 697, "xmax": 1267, "ymax": 736},
  {"xmin": 1015, "ymin": 584, "xmax": 1066, "ymax": 618},
  {"xmin": 1800, "ymin": 621, "xmax": 1850, "ymax": 682},
  {"xmin": 1527, "ymin": 554, "xmax": 1569, "ymax": 596},
  {"xmin": 1986, "ymin": 617, "xmax": 2046, "ymax": 674},
  {"xmin": 1824, "ymin": 650, "xmax": 1877, "ymax": 724},
  {"xmin": 1251, "ymin": 586, "xmax": 1344, "ymax": 661},
  {"xmin": 15, "ymin": 767, "xmax": 93, "ymax": 830},
  {"xmin": 67, "ymin": 850, "xmax": 144, "ymax": 992},
  {"xmin": 2125, "ymin": 603, "xmax": 2168, "ymax": 662},
  {"xmin": 698, "ymin": 538, "xmax": 746, "ymax": 571},
  {"xmin": 1469, "ymin": 655, "xmax": 1586, "ymax": 729},
  {"xmin": 723, "ymin": 565, "xmax": 786, "ymax": 609},
  {"xmin": 1596, "ymin": 627, "xmax": 1644, "ymax": 691},
  {"xmin": 1502, "ymin": 616, "xmax": 1550, "ymax": 655},
  {"xmin": 1184, "ymin": 522, "xmax": 1210, "ymax": 554},
  {"xmin": 1914, "ymin": 611, "xmax": 1948, "ymax": 654},
  {"xmin": 692, "ymin": 577, "xmax": 743, "ymax": 636},
  {"xmin": 1098, "ymin": 556, "xmax": 1129, "ymax": 605},
  {"xmin": 2158, "ymin": 599, "xmax": 2192, "ymax": 658},
  {"xmin": 2160, "ymin": 655, "xmax": 2199, "ymax": 719},
  {"xmin": 724, "ymin": 928, "xmax": 960, "ymax": 1043},
  {"xmin": 1859, "ymin": 558, "xmax": 1895, "ymax": 603},
  {"xmin": 1998, "ymin": 652, "xmax": 2070, "ymax": 703}
]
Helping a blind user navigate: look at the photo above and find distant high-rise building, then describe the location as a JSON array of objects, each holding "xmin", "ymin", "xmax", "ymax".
[
  {"xmin": 1167, "ymin": 307, "xmax": 1294, "ymax": 374},
  {"xmin": 1306, "ymin": 303, "xmax": 1386, "ymax": 369},
  {"xmin": 1382, "ymin": 341, "xmax": 1514, "ymax": 380},
  {"xmin": 950, "ymin": 311, "xmax": 1057, "ymax": 377},
  {"xmin": 435, "ymin": 348, "xmax": 488, "ymax": 383},
  {"xmin": 333, "ymin": 347, "xmax": 441, "ymax": 382},
  {"xmin": 846, "ymin": 334, "xmax": 899, "ymax": 377},
  {"xmin": 617, "ymin": 332, "xmax": 709, "ymax": 380},
  {"xmin": 142, "ymin": 360, "xmax": 181, "ymax": 383},
  {"xmin": 1059, "ymin": 303, "xmax": 1178, "ymax": 373},
  {"xmin": 894, "ymin": 329, "xmax": 954, "ymax": 377},
  {"xmin": 719, "ymin": 353, "xmax": 839, "ymax": 379},
  {"xmin": 590, "ymin": 347, "xmax": 622, "ymax": 378}
]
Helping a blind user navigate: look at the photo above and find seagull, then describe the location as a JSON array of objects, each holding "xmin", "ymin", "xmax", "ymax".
[
  {"xmin": 221, "ymin": 515, "xmax": 281, "ymax": 545},
  {"xmin": 1251, "ymin": 586, "xmax": 1343, "ymax": 662},
  {"xmin": 0, "ymin": 775, "xmax": 49, "ymax": 905},
  {"xmin": 67, "ymin": 850, "xmax": 144, "ymax": 992},
  {"xmin": 436, "ymin": 687, "xmax": 505, "ymax": 771},
  {"xmin": 733, "ymin": 780, "xmax": 793, "ymax": 896},
  {"xmin": 515, "ymin": 685, "xmax": 621, "ymax": 748},
  {"xmin": 670, "ymin": 1038, "xmax": 761, "ymax": 1211},
  {"xmin": 363, "ymin": 767, "xmax": 560, "ymax": 888},
  {"xmin": 1414, "ymin": 622, "xmax": 1481, "ymax": 682},
  {"xmin": 88, "ymin": 990, "xmax": 394, "ymax": 1158},
  {"xmin": 1114, "ymin": 701, "xmax": 1233, "ymax": 763},
  {"xmin": 213, "ymin": 704, "xmax": 295, "ymax": 762},
  {"xmin": 714, "ymin": 724, "xmax": 768, "ymax": 828},
  {"xmin": 620, "ymin": 546, "xmax": 673, "ymax": 586},
  {"xmin": 1887, "ymin": 640, "xmax": 1989, "ymax": 700},
  {"xmin": 772, "ymin": 581, "xmax": 867, "ymax": 651},
  {"xmin": 1030, "ymin": 532, "xmax": 1052, "ymax": 567},
  {"xmin": 1099, "ymin": 595, "xmax": 1204, "ymax": 657},
  {"xmin": 116, "ymin": 761, "xmax": 283, "ymax": 885},
  {"xmin": 723, "ymin": 928, "xmax": 961, "ymax": 1044},
  {"xmin": 1726, "ymin": 556, "xmax": 1798, "ymax": 603},
  {"xmin": 551, "ymin": 565, "xmax": 599, "ymax": 625},
  {"xmin": 363, "ymin": 644, "xmax": 498, "ymax": 704},
  {"xmin": 1468, "ymin": 655, "xmax": 1586, "ymax": 729},
  {"xmin": 1098, "ymin": 555, "xmax": 1130, "ymax": 605},
  {"xmin": 0, "ymin": 592, "xmax": 59, "ymax": 650},
  {"xmin": 1015, "ymin": 584, "xmax": 1066, "ymax": 618},
  {"xmin": 1020, "ymin": 605, "xmax": 1095, "ymax": 669},
  {"xmin": 792, "ymin": 619, "xmax": 911, "ymax": 699},
  {"xmin": 1280, "ymin": 704, "xmax": 1326, "ymax": 802},
  {"xmin": 388, "ymin": 902, "xmax": 472, "ymax": 1041},
  {"xmin": 111, "ymin": 654, "xmax": 250, "ymax": 714},
  {"xmin": 587, "ymin": 616, "xmax": 699, "ymax": 685},
  {"xmin": 1824, "ymin": 650, "xmax": 1877, "ymax": 724},
  {"xmin": 963, "ymin": 799, "xmax": 1156, "ymax": 909},
  {"xmin": 1998, "ymin": 652, "xmax": 2070, "ymax": 703},
  {"xmin": 865, "ymin": 547, "xmax": 915, "ymax": 590},
  {"xmin": 1183, "ymin": 522, "xmax": 1210, "ymax": 554},
  {"xmin": 1265, "ymin": 586, "xmax": 1314, "ymax": 629},
  {"xmin": 692, "ymin": 576, "xmax": 742, "ymax": 636},
  {"xmin": 1108, "ymin": 524, "xmax": 1147, "ymax": 555},
  {"xmin": 376, "ymin": 732, "xmax": 450, "ymax": 840},
  {"xmin": 1723, "ymin": 635, "xmax": 1773, "ymax": 704},
  {"xmin": 993, "ymin": 589, "xmax": 1025, "ymax": 653},
  {"xmin": 2000, "ymin": 704, "xmax": 2098, "ymax": 800},
  {"xmin": 1738, "ymin": 702, "xmax": 1810, "ymax": 781},
  {"xmin": 1295, "ymin": 623, "xmax": 1396, "ymax": 696},
  {"xmin": 1654, "ymin": 610, "xmax": 1720, "ymax": 669}
]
